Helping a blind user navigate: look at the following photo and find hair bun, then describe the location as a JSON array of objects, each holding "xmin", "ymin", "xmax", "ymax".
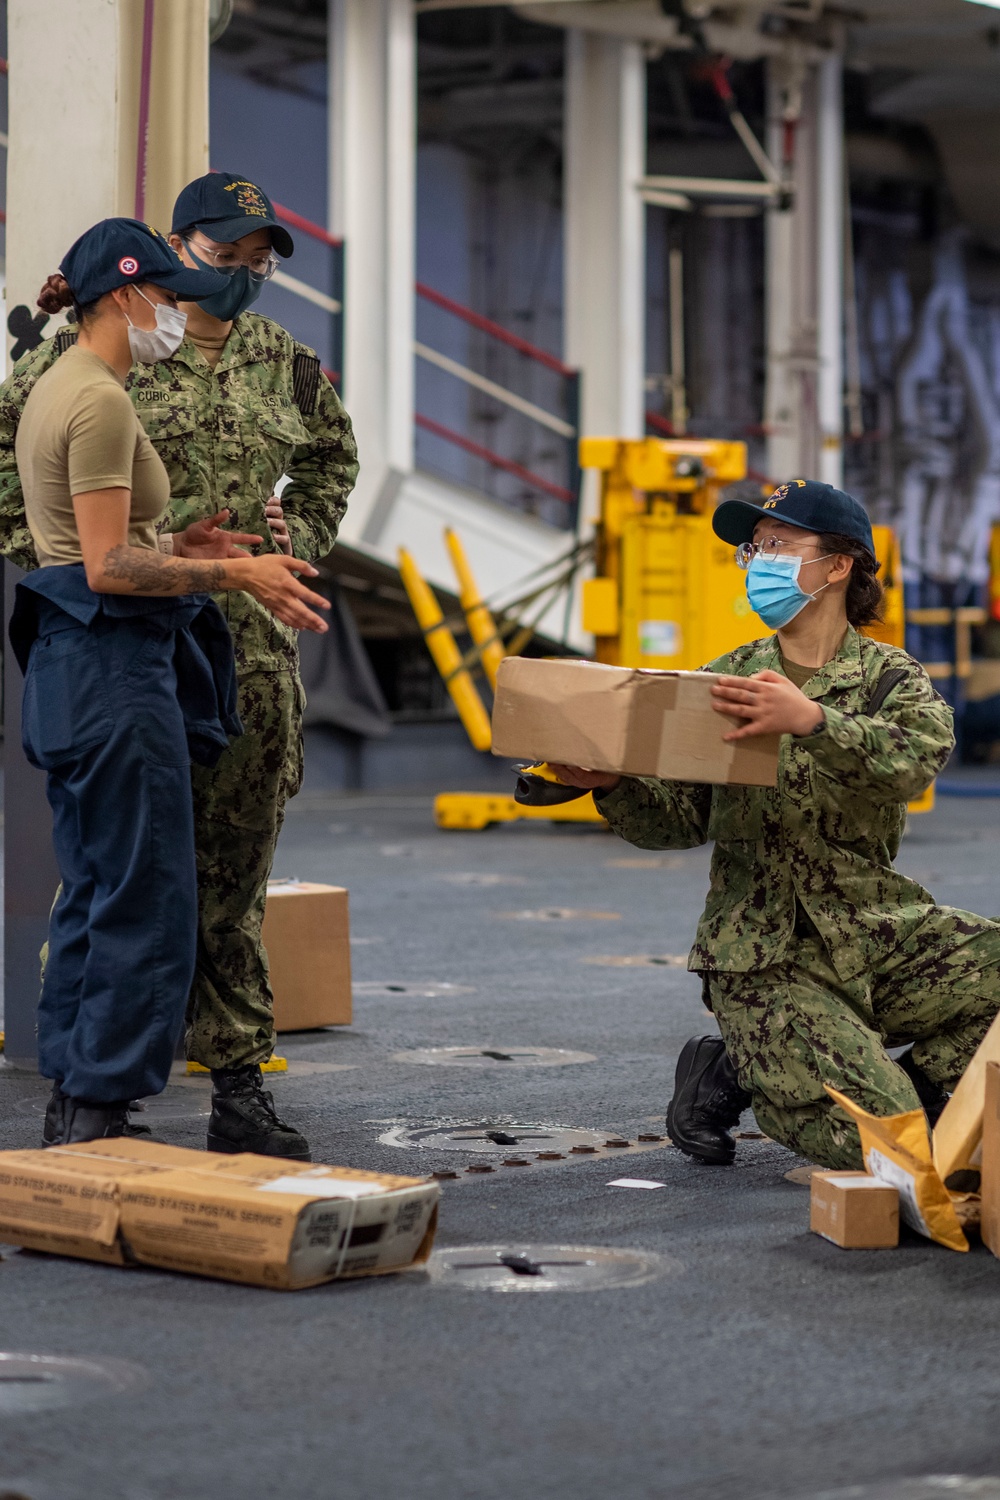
[{"xmin": 36, "ymin": 273, "xmax": 75, "ymax": 315}]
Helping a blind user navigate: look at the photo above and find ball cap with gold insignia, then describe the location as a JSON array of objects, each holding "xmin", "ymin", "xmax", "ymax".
[
  {"xmin": 713, "ymin": 478, "xmax": 876, "ymax": 560},
  {"xmin": 172, "ymin": 171, "xmax": 294, "ymax": 258},
  {"xmin": 59, "ymin": 217, "xmax": 229, "ymax": 307}
]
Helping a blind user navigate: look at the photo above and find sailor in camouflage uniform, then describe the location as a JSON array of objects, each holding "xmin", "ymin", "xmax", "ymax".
[
  {"xmin": 0, "ymin": 173, "xmax": 358, "ymax": 1161},
  {"xmin": 551, "ymin": 481, "xmax": 1000, "ymax": 1172}
]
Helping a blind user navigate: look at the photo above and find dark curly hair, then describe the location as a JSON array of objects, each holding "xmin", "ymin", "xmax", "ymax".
[
  {"xmin": 36, "ymin": 272, "xmax": 97, "ymax": 324},
  {"xmin": 818, "ymin": 531, "xmax": 884, "ymax": 628}
]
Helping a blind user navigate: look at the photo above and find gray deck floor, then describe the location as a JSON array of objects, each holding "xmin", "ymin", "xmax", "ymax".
[{"xmin": 2, "ymin": 784, "xmax": 1000, "ymax": 1500}]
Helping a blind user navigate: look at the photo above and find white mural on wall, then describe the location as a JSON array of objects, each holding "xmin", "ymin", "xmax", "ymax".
[{"xmin": 883, "ymin": 234, "xmax": 1000, "ymax": 588}]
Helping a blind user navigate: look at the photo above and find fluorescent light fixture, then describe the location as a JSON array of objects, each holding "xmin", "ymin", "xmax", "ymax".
[{"xmin": 963, "ymin": 0, "xmax": 1000, "ymax": 9}]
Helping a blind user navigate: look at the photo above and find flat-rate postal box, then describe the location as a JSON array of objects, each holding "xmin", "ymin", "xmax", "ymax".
[
  {"xmin": 491, "ymin": 658, "xmax": 780, "ymax": 788},
  {"xmin": 262, "ymin": 880, "xmax": 351, "ymax": 1032},
  {"xmin": 0, "ymin": 1138, "xmax": 438, "ymax": 1290}
]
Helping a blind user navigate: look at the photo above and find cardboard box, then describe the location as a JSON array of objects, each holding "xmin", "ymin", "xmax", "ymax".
[
  {"xmin": 0, "ymin": 1138, "xmax": 438, "ymax": 1290},
  {"xmin": 491, "ymin": 657, "xmax": 780, "ymax": 787},
  {"xmin": 810, "ymin": 1171, "xmax": 900, "ymax": 1249},
  {"xmin": 262, "ymin": 881, "xmax": 352, "ymax": 1031},
  {"xmin": 933, "ymin": 1007, "xmax": 1000, "ymax": 1185},
  {"xmin": 980, "ymin": 1062, "xmax": 1000, "ymax": 1258}
]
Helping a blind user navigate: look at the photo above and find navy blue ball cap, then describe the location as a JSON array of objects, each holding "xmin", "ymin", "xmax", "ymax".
[
  {"xmin": 60, "ymin": 218, "xmax": 229, "ymax": 306},
  {"xmin": 713, "ymin": 478, "xmax": 876, "ymax": 560},
  {"xmin": 172, "ymin": 172, "xmax": 294, "ymax": 258}
]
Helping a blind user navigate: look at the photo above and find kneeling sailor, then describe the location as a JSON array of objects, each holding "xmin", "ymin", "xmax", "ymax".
[{"xmin": 551, "ymin": 480, "xmax": 1000, "ymax": 1171}]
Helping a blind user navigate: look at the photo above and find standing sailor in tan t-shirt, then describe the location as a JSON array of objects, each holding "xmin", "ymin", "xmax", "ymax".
[{"xmin": 10, "ymin": 218, "xmax": 331, "ymax": 1148}]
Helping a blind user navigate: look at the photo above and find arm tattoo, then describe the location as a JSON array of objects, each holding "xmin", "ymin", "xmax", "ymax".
[{"xmin": 102, "ymin": 545, "xmax": 225, "ymax": 595}]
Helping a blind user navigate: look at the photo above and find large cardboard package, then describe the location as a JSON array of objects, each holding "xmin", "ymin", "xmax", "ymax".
[
  {"xmin": 0, "ymin": 1139, "xmax": 438, "ymax": 1289},
  {"xmin": 262, "ymin": 880, "xmax": 352, "ymax": 1032},
  {"xmin": 933, "ymin": 1007, "xmax": 1000, "ymax": 1185},
  {"xmin": 979, "ymin": 1061, "xmax": 1000, "ymax": 1258},
  {"xmin": 491, "ymin": 657, "xmax": 780, "ymax": 787}
]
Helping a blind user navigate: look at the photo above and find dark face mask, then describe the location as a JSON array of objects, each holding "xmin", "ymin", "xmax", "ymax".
[{"xmin": 186, "ymin": 243, "xmax": 264, "ymax": 321}]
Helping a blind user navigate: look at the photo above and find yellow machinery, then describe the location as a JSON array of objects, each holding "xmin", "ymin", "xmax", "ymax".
[
  {"xmin": 579, "ymin": 437, "xmax": 757, "ymax": 671},
  {"xmin": 866, "ymin": 525, "xmax": 905, "ymax": 651},
  {"xmin": 406, "ymin": 437, "xmax": 925, "ymax": 829}
]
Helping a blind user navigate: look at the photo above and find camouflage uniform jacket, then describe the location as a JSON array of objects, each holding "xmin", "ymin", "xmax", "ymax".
[
  {"xmin": 0, "ymin": 314, "xmax": 359, "ymax": 674},
  {"xmin": 597, "ymin": 628, "xmax": 955, "ymax": 982}
]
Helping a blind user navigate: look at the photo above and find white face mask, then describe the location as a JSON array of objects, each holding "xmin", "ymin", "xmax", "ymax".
[{"xmin": 124, "ymin": 287, "xmax": 187, "ymax": 363}]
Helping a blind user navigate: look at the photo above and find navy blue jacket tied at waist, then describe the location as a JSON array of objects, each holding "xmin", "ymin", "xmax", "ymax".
[{"xmin": 9, "ymin": 563, "xmax": 242, "ymax": 769}]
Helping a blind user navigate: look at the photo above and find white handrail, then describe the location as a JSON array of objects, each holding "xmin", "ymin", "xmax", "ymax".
[
  {"xmin": 413, "ymin": 341, "xmax": 574, "ymax": 438},
  {"xmin": 639, "ymin": 174, "xmax": 779, "ymax": 201},
  {"xmin": 271, "ymin": 267, "xmax": 341, "ymax": 315}
]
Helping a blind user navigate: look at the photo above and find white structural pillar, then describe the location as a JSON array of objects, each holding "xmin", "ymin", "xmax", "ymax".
[
  {"xmin": 815, "ymin": 51, "xmax": 844, "ymax": 487},
  {"xmin": 7, "ymin": 0, "xmax": 208, "ymax": 342},
  {"xmin": 563, "ymin": 29, "xmax": 646, "ymax": 440},
  {"xmin": 8, "ymin": 0, "xmax": 127, "ymax": 333},
  {"xmin": 764, "ymin": 49, "xmax": 844, "ymax": 486},
  {"xmin": 329, "ymin": 0, "xmax": 416, "ymax": 540}
]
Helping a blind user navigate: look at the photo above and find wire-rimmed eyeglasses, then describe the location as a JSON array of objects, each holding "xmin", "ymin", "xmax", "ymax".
[
  {"xmin": 734, "ymin": 537, "xmax": 821, "ymax": 570},
  {"xmin": 185, "ymin": 238, "xmax": 279, "ymax": 283}
]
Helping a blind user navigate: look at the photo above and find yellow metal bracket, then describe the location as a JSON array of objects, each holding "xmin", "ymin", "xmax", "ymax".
[
  {"xmin": 398, "ymin": 546, "xmax": 493, "ymax": 751},
  {"xmin": 445, "ymin": 528, "xmax": 506, "ymax": 689},
  {"xmin": 435, "ymin": 791, "xmax": 607, "ymax": 831},
  {"xmin": 187, "ymin": 1056, "xmax": 288, "ymax": 1075}
]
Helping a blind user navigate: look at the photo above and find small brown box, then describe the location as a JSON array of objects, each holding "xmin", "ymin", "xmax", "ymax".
[
  {"xmin": 810, "ymin": 1171, "xmax": 900, "ymax": 1249},
  {"xmin": 262, "ymin": 881, "xmax": 352, "ymax": 1032}
]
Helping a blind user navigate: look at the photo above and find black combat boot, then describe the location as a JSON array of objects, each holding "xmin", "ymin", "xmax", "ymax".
[
  {"xmin": 896, "ymin": 1048, "xmax": 949, "ymax": 1128},
  {"xmin": 43, "ymin": 1083, "xmax": 68, "ymax": 1147},
  {"xmin": 207, "ymin": 1065, "xmax": 311, "ymax": 1160},
  {"xmin": 666, "ymin": 1035, "xmax": 752, "ymax": 1166},
  {"xmin": 43, "ymin": 1083, "xmax": 151, "ymax": 1148},
  {"xmin": 42, "ymin": 1096, "xmax": 134, "ymax": 1147}
]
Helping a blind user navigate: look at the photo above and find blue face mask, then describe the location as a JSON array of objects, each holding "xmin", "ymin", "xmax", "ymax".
[
  {"xmin": 745, "ymin": 553, "xmax": 833, "ymax": 629},
  {"xmin": 185, "ymin": 243, "xmax": 264, "ymax": 321}
]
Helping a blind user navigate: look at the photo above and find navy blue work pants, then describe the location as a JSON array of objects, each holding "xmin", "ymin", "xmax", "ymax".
[{"xmin": 22, "ymin": 607, "xmax": 197, "ymax": 1103}]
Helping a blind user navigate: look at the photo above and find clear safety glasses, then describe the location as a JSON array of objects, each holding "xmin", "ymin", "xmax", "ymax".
[
  {"xmin": 735, "ymin": 537, "xmax": 813, "ymax": 570},
  {"xmin": 185, "ymin": 239, "xmax": 279, "ymax": 283}
]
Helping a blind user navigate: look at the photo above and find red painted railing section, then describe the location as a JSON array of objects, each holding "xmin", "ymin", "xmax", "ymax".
[
  {"xmin": 272, "ymin": 201, "xmax": 343, "ymax": 251},
  {"xmin": 416, "ymin": 282, "xmax": 572, "ymax": 377},
  {"xmin": 415, "ymin": 414, "xmax": 574, "ymax": 506},
  {"xmin": 415, "ymin": 282, "xmax": 581, "ymax": 526}
]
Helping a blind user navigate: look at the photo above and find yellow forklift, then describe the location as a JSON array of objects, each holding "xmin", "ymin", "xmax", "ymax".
[{"xmin": 399, "ymin": 436, "xmax": 921, "ymax": 830}]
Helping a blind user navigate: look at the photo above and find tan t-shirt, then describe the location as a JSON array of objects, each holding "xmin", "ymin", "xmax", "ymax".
[
  {"xmin": 780, "ymin": 654, "xmax": 817, "ymax": 691},
  {"xmin": 15, "ymin": 344, "xmax": 170, "ymax": 568}
]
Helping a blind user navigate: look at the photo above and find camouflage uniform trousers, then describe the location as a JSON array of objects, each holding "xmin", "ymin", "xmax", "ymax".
[
  {"xmin": 705, "ymin": 909, "xmax": 1000, "ymax": 1170},
  {"xmin": 184, "ymin": 670, "xmax": 304, "ymax": 1070}
]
